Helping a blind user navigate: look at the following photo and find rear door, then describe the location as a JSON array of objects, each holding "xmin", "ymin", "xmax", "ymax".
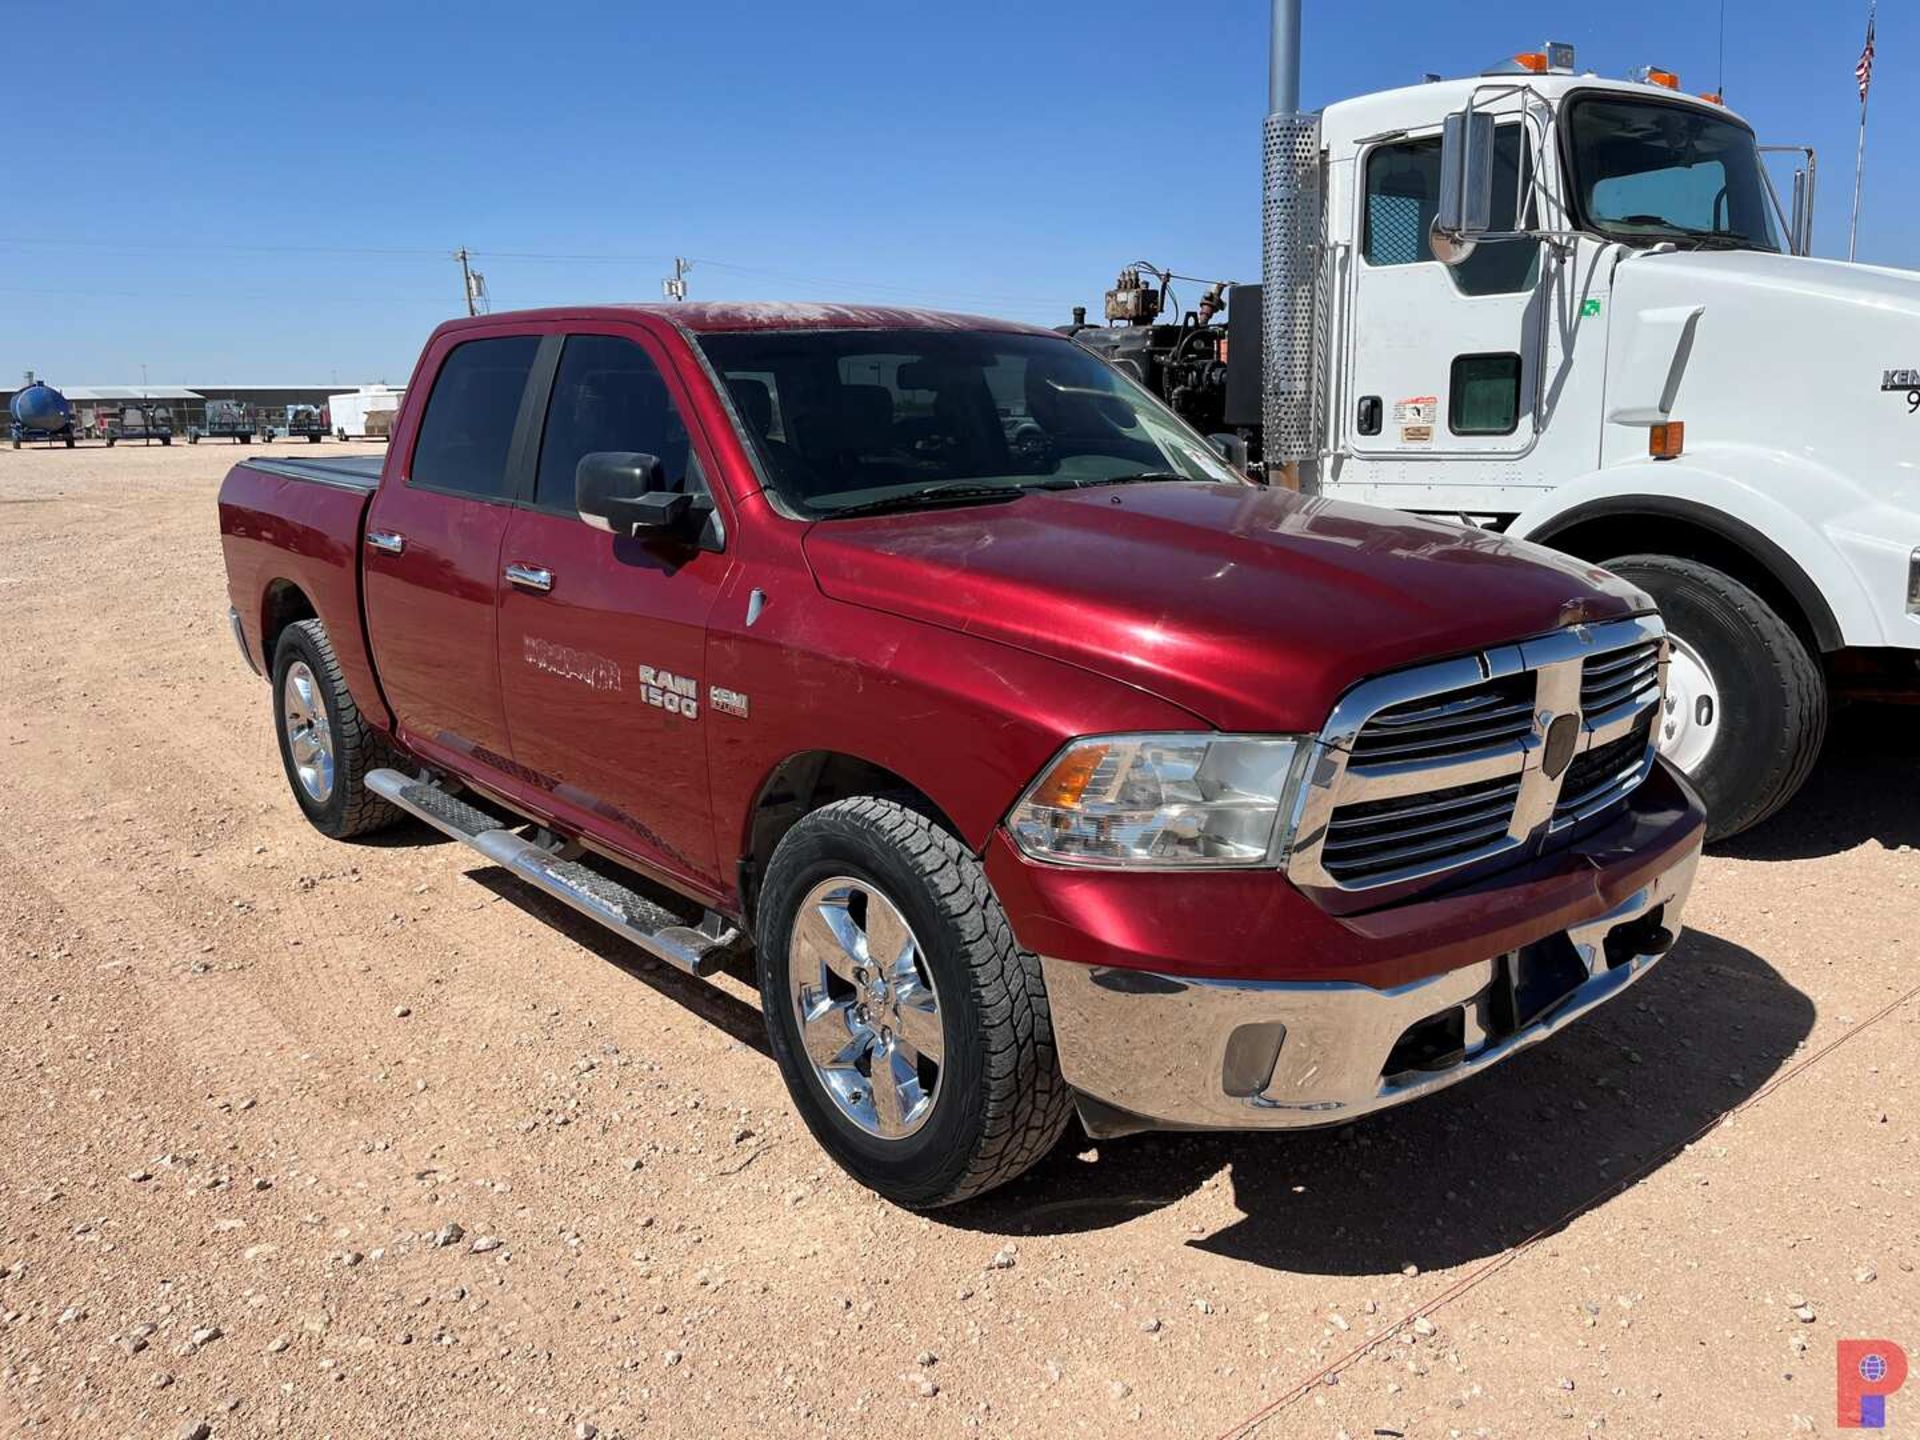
[
  {"xmin": 495, "ymin": 325, "xmax": 735, "ymax": 890},
  {"xmin": 363, "ymin": 329, "xmax": 544, "ymax": 775}
]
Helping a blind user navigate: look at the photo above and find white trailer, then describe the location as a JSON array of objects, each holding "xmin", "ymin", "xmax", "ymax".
[
  {"xmin": 326, "ymin": 384, "xmax": 406, "ymax": 441},
  {"xmin": 1235, "ymin": 12, "xmax": 1919, "ymax": 838}
]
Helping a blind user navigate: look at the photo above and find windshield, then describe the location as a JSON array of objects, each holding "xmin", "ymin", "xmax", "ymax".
[
  {"xmin": 1566, "ymin": 95, "xmax": 1780, "ymax": 252},
  {"xmin": 696, "ymin": 328, "xmax": 1245, "ymax": 517}
]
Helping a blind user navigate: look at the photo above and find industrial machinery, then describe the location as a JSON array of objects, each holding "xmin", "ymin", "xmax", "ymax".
[
  {"xmin": 286, "ymin": 404, "xmax": 328, "ymax": 442},
  {"xmin": 105, "ymin": 405, "xmax": 174, "ymax": 446},
  {"xmin": 1071, "ymin": 4, "xmax": 1918, "ymax": 840},
  {"xmin": 8, "ymin": 374, "xmax": 76, "ymax": 448},
  {"xmin": 188, "ymin": 399, "xmax": 257, "ymax": 444}
]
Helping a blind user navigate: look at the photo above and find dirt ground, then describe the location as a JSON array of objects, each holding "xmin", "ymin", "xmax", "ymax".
[{"xmin": 0, "ymin": 439, "xmax": 1914, "ymax": 1440}]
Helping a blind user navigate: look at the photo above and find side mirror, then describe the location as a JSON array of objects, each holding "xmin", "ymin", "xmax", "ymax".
[
  {"xmin": 1208, "ymin": 432, "xmax": 1250, "ymax": 470},
  {"xmin": 1434, "ymin": 109, "xmax": 1497, "ymax": 266},
  {"xmin": 576, "ymin": 451, "xmax": 690, "ymax": 537}
]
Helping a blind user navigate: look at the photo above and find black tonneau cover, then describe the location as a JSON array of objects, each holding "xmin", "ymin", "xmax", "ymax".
[{"xmin": 244, "ymin": 454, "xmax": 384, "ymax": 490}]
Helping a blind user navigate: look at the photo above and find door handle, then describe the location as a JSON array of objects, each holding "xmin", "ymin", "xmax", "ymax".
[
  {"xmin": 366, "ymin": 529, "xmax": 406, "ymax": 555},
  {"xmin": 505, "ymin": 562, "xmax": 553, "ymax": 593}
]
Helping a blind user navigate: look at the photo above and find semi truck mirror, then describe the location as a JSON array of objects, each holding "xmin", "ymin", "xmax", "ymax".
[
  {"xmin": 576, "ymin": 451, "xmax": 687, "ymax": 537},
  {"xmin": 1435, "ymin": 109, "xmax": 1496, "ymax": 265}
]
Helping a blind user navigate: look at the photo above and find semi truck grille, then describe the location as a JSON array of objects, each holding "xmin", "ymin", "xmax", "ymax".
[{"xmin": 1288, "ymin": 617, "xmax": 1667, "ymax": 897}]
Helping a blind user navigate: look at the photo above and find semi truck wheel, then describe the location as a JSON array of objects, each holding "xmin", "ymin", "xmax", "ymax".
[
  {"xmin": 270, "ymin": 619, "xmax": 401, "ymax": 840},
  {"xmin": 1605, "ymin": 554, "xmax": 1826, "ymax": 840},
  {"xmin": 757, "ymin": 797, "xmax": 1072, "ymax": 1208}
]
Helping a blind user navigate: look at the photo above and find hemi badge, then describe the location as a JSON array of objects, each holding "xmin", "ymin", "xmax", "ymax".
[{"xmin": 710, "ymin": 685, "xmax": 750, "ymax": 719}]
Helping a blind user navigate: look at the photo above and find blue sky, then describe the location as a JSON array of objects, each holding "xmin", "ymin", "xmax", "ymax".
[{"xmin": 5, "ymin": 0, "xmax": 1901, "ymax": 383}]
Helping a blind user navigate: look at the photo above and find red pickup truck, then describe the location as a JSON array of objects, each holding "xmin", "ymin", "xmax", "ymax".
[{"xmin": 220, "ymin": 303, "xmax": 1705, "ymax": 1207}]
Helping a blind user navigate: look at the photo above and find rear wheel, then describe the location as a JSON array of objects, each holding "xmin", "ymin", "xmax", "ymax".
[
  {"xmin": 270, "ymin": 619, "xmax": 401, "ymax": 840},
  {"xmin": 757, "ymin": 797, "xmax": 1071, "ymax": 1208},
  {"xmin": 1605, "ymin": 554, "xmax": 1826, "ymax": 839}
]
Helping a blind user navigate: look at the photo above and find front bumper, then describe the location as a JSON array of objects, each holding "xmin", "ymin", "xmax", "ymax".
[{"xmin": 1036, "ymin": 811, "xmax": 1702, "ymax": 1137}]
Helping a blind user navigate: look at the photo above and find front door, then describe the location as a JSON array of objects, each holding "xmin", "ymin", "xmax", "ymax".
[
  {"xmin": 1345, "ymin": 122, "xmax": 1546, "ymax": 461},
  {"xmin": 496, "ymin": 327, "xmax": 734, "ymax": 892},
  {"xmin": 363, "ymin": 330, "xmax": 542, "ymax": 774}
]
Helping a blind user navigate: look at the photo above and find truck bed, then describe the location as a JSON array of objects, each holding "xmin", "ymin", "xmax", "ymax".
[
  {"xmin": 219, "ymin": 453, "xmax": 387, "ymax": 727},
  {"xmin": 241, "ymin": 454, "xmax": 384, "ymax": 489}
]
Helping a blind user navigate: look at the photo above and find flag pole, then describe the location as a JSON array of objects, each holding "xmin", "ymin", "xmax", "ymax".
[{"xmin": 1849, "ymin": 0, "xmax": 1876, "ymax": 261}]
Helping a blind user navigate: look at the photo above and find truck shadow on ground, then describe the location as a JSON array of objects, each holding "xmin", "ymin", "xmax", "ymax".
[
  {"xmin": 947, "ymin": 929, "xmax": 1812, "ymax": 1276},
  {"xmin": 467, "ymin": 868, "xmax": 774, "ymax": 1056},
  {"xmin": 1716, "ymin": 703, "xmax": 1918, "ymax": 862}
]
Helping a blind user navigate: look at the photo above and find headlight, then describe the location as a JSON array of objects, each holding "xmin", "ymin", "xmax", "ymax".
[{"xmin": 1007, "ymin": 733, "xmax": 1310, "ymax": 868}]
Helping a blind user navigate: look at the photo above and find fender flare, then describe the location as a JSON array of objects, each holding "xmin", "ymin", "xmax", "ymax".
[{"xmin": 1509, "ymin": 465, "xmax": 1849, "ymax": 652}]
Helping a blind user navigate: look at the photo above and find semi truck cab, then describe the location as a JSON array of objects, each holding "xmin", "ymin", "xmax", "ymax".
[{"xmin": 1082, "ymin": 40, "xmax": 1920, "ymax": 837}]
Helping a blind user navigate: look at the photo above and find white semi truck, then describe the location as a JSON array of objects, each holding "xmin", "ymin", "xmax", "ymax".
[{"xmin": 1075, "ymin": 14, "xmax": 1919, "ymax": 839}]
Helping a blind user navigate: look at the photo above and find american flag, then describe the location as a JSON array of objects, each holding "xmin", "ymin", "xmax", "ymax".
[{"xmin": 1856, "ymin": 6, "xmax": 1877, "ymax": 102}]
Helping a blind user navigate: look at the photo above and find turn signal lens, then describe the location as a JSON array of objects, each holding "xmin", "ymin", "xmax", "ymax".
[
  {"xmin": 1009, "ymin": 734, "xmax": 1309, "ymax": 868},
  {"xmin": 1649, "ymin": 421, "xmax": 1685, "ymax": 460},
  {"xmin": 1026, "ymin": 742, "xmax": 1110, "ymax": 809}
]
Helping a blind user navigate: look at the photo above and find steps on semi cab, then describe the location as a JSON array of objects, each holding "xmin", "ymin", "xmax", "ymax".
[{"xmin": 365, "ymin": 769, "xmax": 741, "ymax": 977}]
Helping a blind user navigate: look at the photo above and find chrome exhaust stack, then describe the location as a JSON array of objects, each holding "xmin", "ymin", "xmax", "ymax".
[{"xmin": 1261, "ymin": 0, "xmax": 1323, "ymax": 484}]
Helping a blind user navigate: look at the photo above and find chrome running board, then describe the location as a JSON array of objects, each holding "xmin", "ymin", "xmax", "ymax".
[{"xmin": 366, "ymin": 769, "xmax": 739, "ymax": 977}]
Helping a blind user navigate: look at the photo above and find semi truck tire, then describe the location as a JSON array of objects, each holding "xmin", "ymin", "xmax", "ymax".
[
  {"xmin": 270, "ymin": 619, "xmax": 402, "ymax": 840},
  {"xmin": 757, "ymin": 796, "xmax": 1072, "ymax": 1208},
  {"xmin": 1604, "ymin": 554, "xmax": 1826, "ymax": 841}
]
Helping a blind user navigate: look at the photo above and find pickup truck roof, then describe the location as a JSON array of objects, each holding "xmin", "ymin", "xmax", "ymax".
[{"xmin": 432, "ymin": 302, "xmax": 1054, "ymax": 337}]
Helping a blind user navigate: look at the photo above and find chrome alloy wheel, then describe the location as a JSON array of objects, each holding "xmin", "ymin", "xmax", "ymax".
[
  {"xmin": 1657, "ymin": 634, "xmax": 1721, "ymax": 774},
  {"xmin": 787, "ymin": 877, "xmax": 944, "ymax": 1140},
  {"xmin": 282, "ymin": 660, "xmax": 336, "ymax": 804}
]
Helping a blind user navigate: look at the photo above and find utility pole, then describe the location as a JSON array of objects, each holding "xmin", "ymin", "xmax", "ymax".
[
  {"xmin": 662, "ymin": 257, "xmax": 692, "ymax": 302},
  {"xmin": 454, "ymin": 248, "xmax": 488, "ymax": 316}
]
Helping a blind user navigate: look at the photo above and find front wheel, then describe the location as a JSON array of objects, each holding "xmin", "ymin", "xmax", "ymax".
[
  {"xmin": 1605, "ymin": 554, "xmax": 1827, "ymax": 840},
  {"xmin": 757, "ymin": 797, "xmax": 1072, "ymax": 1208}
]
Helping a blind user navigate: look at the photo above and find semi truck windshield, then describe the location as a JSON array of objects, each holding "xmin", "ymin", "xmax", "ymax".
[{"xmin": 1566, "ymin": 95, "xmax": 1780, "ymax": 253}]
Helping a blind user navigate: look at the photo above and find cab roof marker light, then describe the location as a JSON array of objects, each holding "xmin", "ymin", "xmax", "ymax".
[
  {"xmin": 1631, "ymin": 65, "xmax": 1683, "ymax": 90},
  {"xmin": 1698, "ymin": 90, "xmax": 1725, "ymax": 105}
]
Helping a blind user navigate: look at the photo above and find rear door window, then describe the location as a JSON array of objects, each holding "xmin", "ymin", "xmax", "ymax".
[{"xmin": 408, "ymin": 335, "xmax": 539, "ymax": 501}]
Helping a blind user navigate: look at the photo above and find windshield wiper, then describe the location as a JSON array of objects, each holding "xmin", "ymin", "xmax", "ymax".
[
  {"xmin": 814, "ymin": 482, "xmax": 1028, "ymax": 520},
  {"xmin": 1030, "ymin": 471, "xmax": 1194, "ymax": 490},
  {"xmin": 1611, "ymin": 215, "xmax": 1755, "ymax": 251}
]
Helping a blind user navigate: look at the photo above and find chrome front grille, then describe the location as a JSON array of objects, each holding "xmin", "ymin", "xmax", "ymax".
[
  {"xmin": 1288, "ymin": 617, "xmax": 1668, "ymax": 895},
  {"xmin": 1345, "ymin": 672, "xmax": 1536, "ymax": 767},
  {"xmin": 1581, "ymin": 639, "xmax": 1662, "ymax": 717}
]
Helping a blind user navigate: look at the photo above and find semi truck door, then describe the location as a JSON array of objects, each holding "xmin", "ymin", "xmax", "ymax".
[
  {"xmin": 363, "ymin": 331, "xmax": 541, "ymax": 775},
  {"xmin": 495, "ymin": 328, "xmax": 731, "ymax": 891},
  {"xmin": 1346, "ymin": 125, "xmax": 1544, "ymax": 460}
]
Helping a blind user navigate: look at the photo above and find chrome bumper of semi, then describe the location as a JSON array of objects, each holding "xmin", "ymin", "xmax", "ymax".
[{"xmin": 1040, "ymin": 848, "xmax": 1699, "ymax": 1138}]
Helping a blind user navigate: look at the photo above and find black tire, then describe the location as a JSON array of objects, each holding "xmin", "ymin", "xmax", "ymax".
[
  {"xmin": 270, "ymin": 619, "xmax": 401, "ymax": 840},
  {"xmin": 757, "ymin": 797, "xmax": 1072, "ymax": 1208},
  {"xmin": 1605, "ymin": 554, "xmax": 1826, "ymax": 840}
]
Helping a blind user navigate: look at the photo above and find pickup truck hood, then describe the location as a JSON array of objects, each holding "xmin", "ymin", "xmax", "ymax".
[{"xmin": 802, "ymin": 482, "xmax": 1646, "ymax": 733}]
